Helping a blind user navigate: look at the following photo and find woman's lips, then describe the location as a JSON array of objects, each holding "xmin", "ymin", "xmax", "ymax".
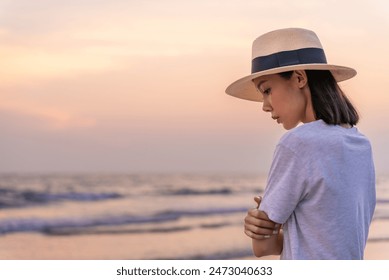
[{"xmin": 272, "ymin": 116, "xmax": 280, "ymax": 123}]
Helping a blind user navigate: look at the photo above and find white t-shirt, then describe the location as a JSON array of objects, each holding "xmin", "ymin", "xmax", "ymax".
[{"xmin": 259, "ymin": 120, "xmax": 376, "ymax": 260}]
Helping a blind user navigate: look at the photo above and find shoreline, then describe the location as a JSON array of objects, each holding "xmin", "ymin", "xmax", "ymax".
[{"xmin": 0, "ymin": 220, "xmax": 388, "ymax": 260}]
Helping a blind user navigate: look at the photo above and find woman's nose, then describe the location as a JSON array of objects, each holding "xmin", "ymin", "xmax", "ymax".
[{"xmin": 262, "ymin": 98, "xmax": 272, "ymax": 112}]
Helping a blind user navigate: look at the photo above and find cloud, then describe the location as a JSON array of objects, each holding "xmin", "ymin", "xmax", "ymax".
[
  {"xmin": 0, "ymin": 101, "xmax": 96, "ymax": 131},
  {"xmin": 0, "ymin": 46, "xmax": 119, "ymax": 85},
  {"xmin": 0, "ymin": 1, "xmax": 251, "ymax": 85},
  {"xmin": 0, "ymin": 0, "xmax": 388, "ymax": 173}
]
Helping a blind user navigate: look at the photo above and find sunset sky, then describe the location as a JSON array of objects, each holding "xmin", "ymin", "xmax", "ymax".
[{"xmin": 1, "ymin": 0, "xmax": 388, "ymax": 174}]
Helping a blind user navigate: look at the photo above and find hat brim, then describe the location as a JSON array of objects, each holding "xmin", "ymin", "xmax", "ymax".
[{"xmin": 225, "ymin": 64, "xmax": 357, "ymax": 102}]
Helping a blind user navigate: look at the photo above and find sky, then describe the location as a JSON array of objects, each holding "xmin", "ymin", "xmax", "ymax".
[{"xmin": 0, "ymin": 0, "xmax": 388, "ymax": 174}]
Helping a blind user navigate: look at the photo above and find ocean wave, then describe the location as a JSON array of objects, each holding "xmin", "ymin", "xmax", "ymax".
[
  {"xmin": 44, "ymin": 221, "xmax": 233, "ymax": 236},
  {"xmin": 377, "ymin": 199, "xmax": 389, "ymax": 204},
  {"xmin": 171, "ymin": 248, "xmax": 254, "ymax": 260},
  {"xmin": 0, "ymin": 207, "xmax": 247, "ymax": 235},
  {"xmin": 166, "ymin": 188, "xmax": 232, "ymax": 196},
  {"xmin": 0, "ymin": 188, "xmax": 122, "ymax": 209},
  {"xmin": 23, "ymin": 191, "xmax": 122, "ymax": 202},
  {"xmin": 367, "ymin": 237, "xmax": 389, "ymax": 243},
  {"xmin": 159, "ymin": 207, "xmax": 248, "ymax": 217},
  {"xmin": 44, "ymin": 225, "xmax": 194, "ymax": 236}
]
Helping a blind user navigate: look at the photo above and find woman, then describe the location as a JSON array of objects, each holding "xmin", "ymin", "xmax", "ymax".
[{"xmin": 225, "ymin": 28, "xmax": 376, "ymax": 259}]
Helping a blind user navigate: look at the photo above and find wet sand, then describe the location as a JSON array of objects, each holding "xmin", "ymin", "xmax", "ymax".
[{"xmin": 0, "ymin": 219, "xmax": 388, "ymax": 260}]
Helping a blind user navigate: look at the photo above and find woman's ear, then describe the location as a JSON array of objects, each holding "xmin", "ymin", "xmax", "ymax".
[{"xmin": 294, "ymin": 70, "xmax": 308, "ymax": 88}]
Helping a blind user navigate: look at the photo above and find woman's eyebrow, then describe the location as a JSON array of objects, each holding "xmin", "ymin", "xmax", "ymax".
[
  {"xmin": 257, "ymin": 80, "xmax": 268, "ymax": 91},
  {"xmin": 258, "ymin": 80, "xmax": 267, "ymax": 87}
]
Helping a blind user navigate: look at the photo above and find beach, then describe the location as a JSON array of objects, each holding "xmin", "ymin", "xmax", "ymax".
[
  {"xmin": 0, "ymin": 173, "xmax": 388, "ymax": 260},
  {"xmin": 0, "ymin": 219, "xmax": 388, "ymax": 260}
]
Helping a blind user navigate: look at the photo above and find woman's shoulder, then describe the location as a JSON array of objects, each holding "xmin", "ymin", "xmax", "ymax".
[
  {"xmin": 279, "ymin": 120, "xmax": 325, "ymax": 145},
  {"xmin": 278, "ymin": 119, "xmax": 368, "ymax": 151}
]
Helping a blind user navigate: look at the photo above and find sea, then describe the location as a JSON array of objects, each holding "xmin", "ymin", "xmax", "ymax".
[{"xmin": 0, "ymin": 173, "xmax": 388, "ymax": 259}]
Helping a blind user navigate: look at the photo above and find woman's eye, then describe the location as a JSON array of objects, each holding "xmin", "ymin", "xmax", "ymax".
[{"xmin": 263, "ymin": 88, "xmax": 271, "ymax": 95}]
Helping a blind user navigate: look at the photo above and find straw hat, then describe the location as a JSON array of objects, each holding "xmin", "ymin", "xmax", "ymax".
[{"xmin": 225, "ymin": 28, "xmax": 356, "ymax": 102}]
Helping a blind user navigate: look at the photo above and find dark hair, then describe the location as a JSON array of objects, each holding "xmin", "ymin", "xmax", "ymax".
[{"xmin": 278, "ymin": 70, "xmax": 359, "ymax": 125}]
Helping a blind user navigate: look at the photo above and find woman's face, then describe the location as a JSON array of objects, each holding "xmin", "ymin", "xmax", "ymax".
[{"xmin": 253, "ymin": 71, "xmax": 315, "ymax": 130}]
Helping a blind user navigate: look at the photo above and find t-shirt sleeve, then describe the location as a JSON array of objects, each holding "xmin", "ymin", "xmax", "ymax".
[{"xmin": 259, "ymin": 143, "xmax": 309, "ymax": 224}]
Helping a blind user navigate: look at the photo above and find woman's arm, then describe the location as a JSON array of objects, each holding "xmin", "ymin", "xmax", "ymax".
[{"xmin": 244, "ymin": 197, "xmax": 283, "ymax": 257}]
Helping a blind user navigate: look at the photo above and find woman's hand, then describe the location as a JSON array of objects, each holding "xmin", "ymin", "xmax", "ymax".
[{"xmin": 244, "ymin": 196, "xmax": 280, "ymax": 240}]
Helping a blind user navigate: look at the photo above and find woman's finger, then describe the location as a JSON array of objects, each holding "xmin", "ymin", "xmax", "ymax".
[
  {"xmin": 244, "ymin": 229, "xmax": 272, "ymax": 240},
  {"xmin": 244, "ymin": 223, "xmax": 274, "ymax": 235},
  {"xmin": 254, "ymin": 196, "xmax": 262, "ymax": 209},
  {"xmin": 245, "ymin": 210, "xmax": 277, "ymax": 229}
]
